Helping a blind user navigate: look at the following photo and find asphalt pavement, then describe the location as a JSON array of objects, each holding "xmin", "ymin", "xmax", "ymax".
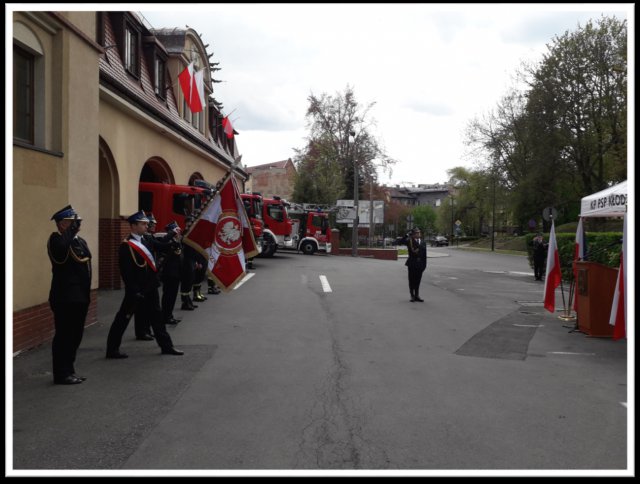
[{"xmin": 9, "ymin": 247, "xmax": 629, "ymax": 476}]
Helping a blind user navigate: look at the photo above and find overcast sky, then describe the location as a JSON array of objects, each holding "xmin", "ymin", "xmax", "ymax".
[{"xmin": 137, "ymin": 4, "xmax": 632, "ymax": 187}]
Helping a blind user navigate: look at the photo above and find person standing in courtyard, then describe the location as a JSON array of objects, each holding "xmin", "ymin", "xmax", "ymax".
[
  {"xmin": 105, "ymin": 211, "xmax": 184, "ymax": 358},
  {"xmin": 403, "ymin": 227, "xmax": 428, "ymax": 302},
  {"xmin": 532, "ymin": 232, "xmax": 548, "ymax": 281},
  {"xmin": 47, "ymin": 205, "xmax": 92, "ymax": 385}
]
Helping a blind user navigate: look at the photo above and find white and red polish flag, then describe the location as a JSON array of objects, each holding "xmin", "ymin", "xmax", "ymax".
[
  {"xmin": 183, "ymin": 176, "xmax": 259, "ymax": 291},
  {"xmin": 609, "ymin": 213, "xmax": 627, "ymax": 340},
  {"xmin": 178, "ymin": 62, "xmax": 205, "ymax": 113},
  {"xmin": 543, "ymin": 221, "xmax": 562, "ymax": 313},
  {"xmin": 573, "ymin": 217, "xmax": 586, "ymax": 312},
  {"xmin": 222, "ymin": 116, "xmax": 234, "ymax": 139}
]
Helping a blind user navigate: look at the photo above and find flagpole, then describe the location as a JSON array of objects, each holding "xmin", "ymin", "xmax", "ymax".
[{"xmin": 183, "ymin": 155, "xmax": 244, "ymax": 235}]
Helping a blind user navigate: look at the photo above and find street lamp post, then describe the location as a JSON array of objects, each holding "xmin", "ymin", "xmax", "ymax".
[
  {"xmin": 450, "ymin": 196, "xmax": 455, "ymax": 239},
  {"xmin": 350, "ymin": 131, "xmax": 358, "ymax": 257},
  {"xmin": 368, "ymin": 175, "xmax": 374, "ymax": 247},
  {"xmin": 491, "ymin": 174, "xmax": 496, "ymax": 252}
]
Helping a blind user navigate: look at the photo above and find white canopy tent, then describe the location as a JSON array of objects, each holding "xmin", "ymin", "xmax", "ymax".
[
  {"xmin": 579, "ymin": 180, "xmax": 627, "ymax": 218},
  {"xmin": 576, "ymin": 179, "xmax": 628, "ymax": 339}
]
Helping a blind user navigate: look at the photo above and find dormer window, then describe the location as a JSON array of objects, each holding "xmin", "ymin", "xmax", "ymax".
[
  {"xmin": 124, "ymin": 23, "xmax": 139, "ymax": 76},
  {"xmin": 154, "ymin": 55, "xmax": 166, "ymax": 98}
]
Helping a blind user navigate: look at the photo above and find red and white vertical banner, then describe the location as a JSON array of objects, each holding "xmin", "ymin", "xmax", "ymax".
[
  {"xmin": 543, "ymin": 221, "xmax": 562, "ymax": 313},
  {"xmin": 609, "ymin": 213, "xmax": 627, "ymax": 339},
  {"xmin": 183, "ymin": 177, "xmax": 259, "ymax": 292},
  {"xmin": 178, "ymin": 62, "xmax": 205, "ymax": 113},
  {"xmin": 573, "ymin": 217, "xmax": 586, "ymax": 312}
]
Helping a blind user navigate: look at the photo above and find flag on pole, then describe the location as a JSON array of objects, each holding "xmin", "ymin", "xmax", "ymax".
[
  {"xmin": 609, "ymin": 213, "xmax": 626, "ymax": 339},
  {"xmin": 191, "ymin": 68, "xmax": 205, "ymax": 113},
  {"xmin": 572, "ymin": 217, "xmax": 586, "ymax": 312},
  {"xmin": 543, "ymin": 221, "xmax": 562, "ymax": 313},
  {"xmin": 222, "ymin": 116, "xmax": 234, "ymax": 139},
  {"xmin": 178, "ymin": 62, "xmax": 205, "ymax": 113},
  {"xmin": 178, "ymin": 62, "xmax": 194, "ymax": 109},
  {"xmin": 183, "ymin": 177, "xmax": 259, "ymax": 291}
]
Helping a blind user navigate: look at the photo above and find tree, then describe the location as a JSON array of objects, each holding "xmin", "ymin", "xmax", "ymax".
[
  {"xmin": 465, "ymin": 16, "xmax": 627, "ymax": 230},
  {"xmin": 411, "ymin": 205, "xmax": 437, "ymax": 236},
  {"xmin": 527, "ymin": 16, "xmax": 627, "ymax": 194},
  {"xmin": 292, "ymin": 86, "xmax": 396, "ymax": 204}
]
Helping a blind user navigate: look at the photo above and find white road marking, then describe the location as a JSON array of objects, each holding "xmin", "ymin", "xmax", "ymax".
[
  {"xmin": 510, "ymin": 271, "xmax": 534, "ymax": 276},
  {"xmin": 548, "ymin": 351, "xmax": 596, "ymax": 356},
  {"xmin": 233, "ymin": 272, "xmax": 255, "ymax": 290},
  {"xmin": 514, "ymin": 324, "xmax": 545, "ymax": 327},
  {"xmin": 319, "ymin": 275, "xmax": 332, "ymax": 293}
]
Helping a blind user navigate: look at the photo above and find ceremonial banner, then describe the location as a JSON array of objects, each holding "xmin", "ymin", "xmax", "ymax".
[
  {"xmin": 543, "ymin": 221, "xmax": 561, "ymax": 313},
  {"xmin": 183, "ymin": 177, "xmax": 258, "ymax": 291},
  {"xmin": 573, "ymin": 217, "xmax": 586, "ymax": 312},
  {"xmin": 609, "ymin": 214, "xmax": 626, "ymax": 340}
]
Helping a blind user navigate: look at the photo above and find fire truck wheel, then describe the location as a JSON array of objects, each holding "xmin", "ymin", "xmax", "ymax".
[
  {"xmin": 258, "ymin": 233, "xmax": 277, "ymax": 258},
  {"xmin": 301, "ymin": 241, "xmax": 316, "ymax": 255}
]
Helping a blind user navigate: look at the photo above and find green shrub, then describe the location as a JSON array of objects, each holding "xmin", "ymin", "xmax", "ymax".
[{"xmin": 525, "ymin": 232, "xmax": 622, "ymax": 281}]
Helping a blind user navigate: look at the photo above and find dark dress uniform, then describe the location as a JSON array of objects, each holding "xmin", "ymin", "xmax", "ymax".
[
  {"xmin": 106, "ymin": 211, "xmax": 183, "ymax": 358},
  {"xmin": 180, "ymin": 243, "xmax": 199, "ymax": 310},
  {"xmin": 160, "ymin": 222, "xmax": 183, "ymax": 325},
  {"xmin": 533, "ymin": 235, "xmax": 547, "ymax": 281},
  {"xmin": 134, "ymin": 228, "xmax": 178, "ymax": 337},
  {"xmin": 48, "ymin": 205, "xmax": 92, "ymax": 385},
  {"xmin": 404, "ymin": 229, "xmax": 427, "ymax": 302}
]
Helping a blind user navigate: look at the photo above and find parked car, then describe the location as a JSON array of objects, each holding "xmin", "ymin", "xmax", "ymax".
[{"xmin": 431, "ymin": 235, "xmax": 449, "ymax": 247}]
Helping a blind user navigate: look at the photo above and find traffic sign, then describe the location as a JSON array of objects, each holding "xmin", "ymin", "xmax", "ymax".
[{"xmin": 542, "ymin": 207, "xmax": 558, "ymax": 222}]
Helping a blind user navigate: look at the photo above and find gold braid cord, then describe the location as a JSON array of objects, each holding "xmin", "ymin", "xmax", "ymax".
[
  {"xmin": 48, "ymin": 239, "xmax": 90, "ymax": 265},
  {"xmin": 127, "ymin": 242, "xmax": 148, "ymax": 268}
]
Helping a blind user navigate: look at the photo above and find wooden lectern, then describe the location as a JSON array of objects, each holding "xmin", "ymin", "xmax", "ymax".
[{"xmin": 575, "ymin": 261, "xmax": 618, "ymax": 337}]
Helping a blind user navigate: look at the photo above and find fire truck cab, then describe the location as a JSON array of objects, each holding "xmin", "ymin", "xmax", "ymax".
[
  {"xmin": 288, "ymin": 205, "xmax": 333, "ymax": 255},
  {"xmin": 241, "ymin": 193, "xmax": 293, "ymax": 257},
  {"xmin": 139, "ymin": 182, "xmax": 262, "ymax": 256},
  {"xmin": 138, "ymin": 181, "xmax": 211, "ymax": 231}
]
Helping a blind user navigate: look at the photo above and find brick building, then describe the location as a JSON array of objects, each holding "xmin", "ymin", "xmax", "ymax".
[{"xmin": 245, "ymin": 159, "xmax": 296, "ymax": 200}]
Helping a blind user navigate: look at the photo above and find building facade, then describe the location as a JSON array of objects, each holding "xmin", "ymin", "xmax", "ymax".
[
  {"xmin": 384, "ymin": 184, "xmax": 451, "ymax": 208},
  {"xmin": 245, "ymin": 159, "xmax": 296, "ymax": 200},
  {"xmin": 12, "ymin": 11, "xmax": 247, "ymax": 353}
]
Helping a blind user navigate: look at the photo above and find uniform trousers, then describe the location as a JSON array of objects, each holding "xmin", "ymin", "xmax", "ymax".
[
  {"xmin": 107, "ymin": 289, "xmax": 173, "ymax": 353},
  {"xmin": 51, "ymin": 302, "xmax": 88, "ymax": 379},
  {"xmin": 161, "ymin": 277, "xmax": 181, "ymax": 321},
  {"xmin": 408, "ymin": 267, "xmax": 425, "ymax": 297},
  {"xmin": 534, "ymin": 257, "xmax": 545, "ymax": 280}
]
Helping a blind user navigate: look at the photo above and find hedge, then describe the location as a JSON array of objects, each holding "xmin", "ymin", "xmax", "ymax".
[{"xmin": 525, "ymin": 232, "xmax": 623, "ymax": 281}]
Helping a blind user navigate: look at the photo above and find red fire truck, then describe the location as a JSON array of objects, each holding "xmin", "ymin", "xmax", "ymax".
[
  {"xmin": 138, "ymin": 181, "xmax": 211, "ymax": 231},
  {"xmin": 288, "ymin": 204, "xmax": 333, "ymax": 255},
  {"xmin": 240, "ymin": 192, "xmax": 293, "ymax": 257},
  {"xmin": 139, "ymin": 182, "xmax": 263, "ymax": 255}
]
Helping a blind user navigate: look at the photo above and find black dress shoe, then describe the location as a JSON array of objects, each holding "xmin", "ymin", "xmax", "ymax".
[
  {"xmin": 415, "ymin": 296, "xmax": 424, "ymax": 302},
  {"xmin": 161, "ymin": 347, "xmax": 184, "ymax": 355},
  {"xmin": 136, "ymin": 334, "xmax": 155, "ymax": 340},
  {"xmin": 54, "ymin": 375, "xmax": 83, "ymax": 385},
  {"xmin": 72, "ymin": 374, "xmax": 87, "ymax": 381},
  {"xmin": 106, "ymin": 351, "xmax": 129, "ymax": 359},
  {"xmin": 167, "ymin": 318, "xmax": 181, "ymax": 325}
]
